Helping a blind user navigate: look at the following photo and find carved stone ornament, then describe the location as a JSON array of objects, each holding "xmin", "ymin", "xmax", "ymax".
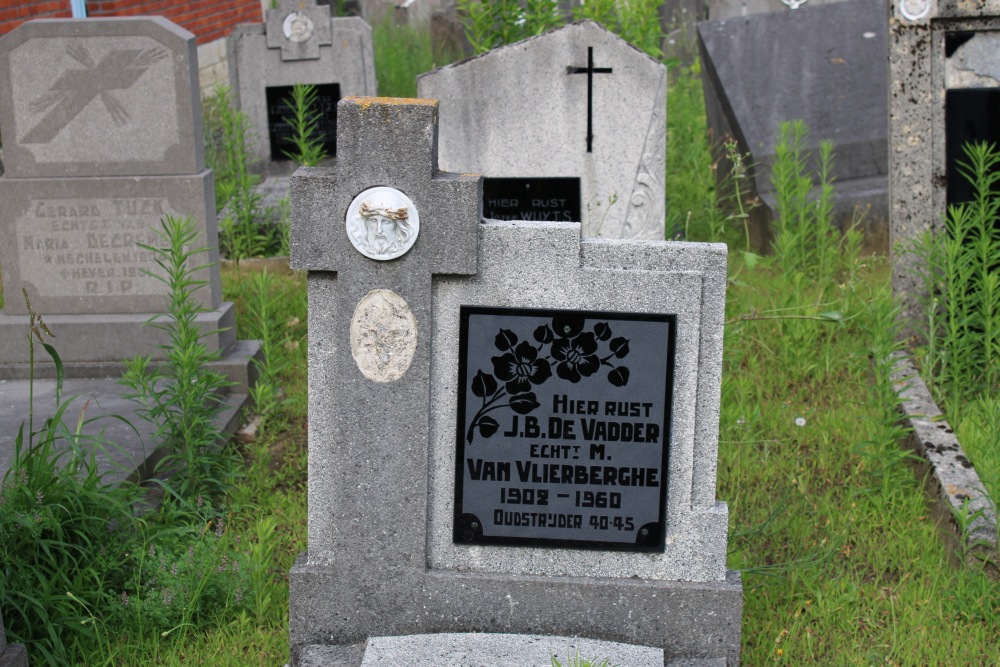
[
  {"xmin": 899, "ymin": 0, "xmax": 931, "ymax": 21},
  {"xmin": 282, "ymin": 12, "xmax": 314, "ymax": 43},
  {"xmin": 350, "ymin": 289, "xmax": 418, "ymax": 382},
  {"xmin": 346, "ymin": 186, "xmax": 420, "ymax": 261}
]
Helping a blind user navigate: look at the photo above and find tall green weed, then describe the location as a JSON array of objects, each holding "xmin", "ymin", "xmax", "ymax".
[
  {"xmin": 374, "ymin": 14, "xmax": 459, "ymax": 96},
  {"xmin": 914, "ymin": 141, "xmax": 1000, "ymax": 417},
  {"xmin": 121, "ymin": 216, "xmax": 236, "ymax": 504},
  {"xmin": 770, "ymin": 120, "xmax": 862, "ymax": 283}
]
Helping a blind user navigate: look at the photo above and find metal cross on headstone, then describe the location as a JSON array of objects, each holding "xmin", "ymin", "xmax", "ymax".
[{"xmin": 567, "ymin": 46, "xmax": 613, "ymax": 153}]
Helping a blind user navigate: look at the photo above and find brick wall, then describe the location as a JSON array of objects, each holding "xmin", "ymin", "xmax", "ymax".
[
  {"xmin": 0, "ymin": 1, "xmax": 262, "ymax": 43},
  {"xmin": 0, "ymin": 2, "xmax": 73, "ymax": 36}
]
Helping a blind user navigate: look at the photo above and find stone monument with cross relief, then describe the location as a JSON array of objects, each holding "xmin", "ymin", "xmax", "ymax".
[
  {"xmin": 417, "ymin": 21, "xmax": 666, "ymax": 240},
  {"xmin": 289, "ymin": 97, "xmax": 742, "ymax": 666},
  {"xmin": 228, "ymin": 0, "xmax": 377, "ymax": 175}
]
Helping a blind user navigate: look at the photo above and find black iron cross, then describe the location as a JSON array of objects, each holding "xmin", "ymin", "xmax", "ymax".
[{"xmin": 567, "ymin": 46, "xmax": 612, "ymax": 153}]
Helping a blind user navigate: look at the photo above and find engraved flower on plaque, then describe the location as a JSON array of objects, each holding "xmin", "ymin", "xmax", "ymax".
[{"xmin": 346, "ymin": 187, "xmax": 420, "ymax": 261}]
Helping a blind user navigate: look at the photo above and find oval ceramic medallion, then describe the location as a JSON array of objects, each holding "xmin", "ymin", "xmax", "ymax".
[
  {"xmin": 346, "ymin": 186, "xmax": 420, "ymax": 261},
  {"xmin": 350, "ymin": 289, "xmax": 417, "ymax": 382}
]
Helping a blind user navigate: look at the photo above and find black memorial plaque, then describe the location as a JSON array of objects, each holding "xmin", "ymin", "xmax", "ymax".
[
  {"xmin": 265, "ymin": 83, "xmax": 340, "ymax": 161},
  {"xmin": 945, "ymin": 87, "xmax": 1000, "ymax": 208},
  {"xmin": 482, "ymin": 178, "xmax": 581, "ymax": 222},
  {"xmin": 454, "ymin": 306, "xmax": 675, "ymax": 552}
]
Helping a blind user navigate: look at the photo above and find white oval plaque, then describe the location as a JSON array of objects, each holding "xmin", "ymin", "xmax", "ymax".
[
  {"xmin": 350, "ymin": 289, "xmax": 417, "ymax": 383},
  {"xmin": 346, "ymin": 187, "xmax": 420, "ymax": 261},
  {"xmin": 283, "ymin": 12, "xmax": 315, "ymax": 43}
]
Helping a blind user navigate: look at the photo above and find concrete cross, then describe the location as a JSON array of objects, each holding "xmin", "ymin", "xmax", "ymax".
[
  {"xmin": 265, "ymin": 0, "xmax": 333, "ymax": 61},
  {"xmin": 22, "ymin": 45, "xmax": 166, "ymax": 144},
  {"xmin": 290, "ymin": 96, "xmax": 480, "ymax": 568}
]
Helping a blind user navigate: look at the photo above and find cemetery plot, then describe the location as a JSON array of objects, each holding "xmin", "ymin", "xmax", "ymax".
[{"xmin": 455, "ymin": 307, "xmax": 673, "ymax": 551}]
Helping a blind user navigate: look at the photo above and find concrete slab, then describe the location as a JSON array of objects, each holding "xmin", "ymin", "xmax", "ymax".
[
  {"xmin": 360, "ymin": 633, "xmax": 663, "ymax": 667},
  {"xmin": 0, "ymin": 375, "xmax": 248, "ymax": 484}
]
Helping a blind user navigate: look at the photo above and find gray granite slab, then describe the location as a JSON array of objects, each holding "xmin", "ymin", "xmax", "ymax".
[
  {"xmin": 418, "ymin": 21, "xmax": 667, "ymax": 240},
  {"xmin": 0, "ymin": 17, "xmax": 204, "ymax": 179},
  {"xmin": 697, "ymin": 0, "xmax": 888, "ymax": 250}
]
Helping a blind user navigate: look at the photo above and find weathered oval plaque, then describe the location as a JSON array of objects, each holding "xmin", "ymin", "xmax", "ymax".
[
  {"xmin": 346, "ymin": 186, "xmax": 420, "ymax": 261},
  {"xmin": 350, "ymin": 289, "xmax": 417, "ymax": 383}
]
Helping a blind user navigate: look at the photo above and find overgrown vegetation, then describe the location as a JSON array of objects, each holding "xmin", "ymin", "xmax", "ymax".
[
  {"xmin": 204, "ymin": 85, "xmax": 288, "ymax": 261},
  {"xmin": 913, "ymin": 140, "xmax": 1000, "ymax": 521}
]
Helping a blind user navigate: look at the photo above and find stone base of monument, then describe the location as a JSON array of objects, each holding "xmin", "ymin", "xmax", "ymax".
[
  {"xmin": 0, "ymin": 303, "xmax": 244, "ymax": 376},
  {"xmin": 290, "ymin": 556, "xmax": 743, "ymax": 667},
  {"xmin": 0, "ymin": 338, "xmax": 262, "ymax": 484}
]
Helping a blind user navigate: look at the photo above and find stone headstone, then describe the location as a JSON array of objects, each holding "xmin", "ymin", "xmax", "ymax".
[
  {"xmin": 697, "ymin": 0, "xmax": 888, "ymax": 251},
  {"xmin": 0, "ymin": 17, "xmax": 253, "ymax": 381},
  {"xmin": 288, "ymin": 97, "xmax": 741, "ymax": 666},
  {"xmin": 228, "ymin": 1, "xmax": 377, "ymax": 175},
  {"xmin": 888, "ymin": 1, "xmax": 1000, "ymax": 328},
  {"xmin": 417, "ymin": 21, "xmax": 667, "ymax": 240}
]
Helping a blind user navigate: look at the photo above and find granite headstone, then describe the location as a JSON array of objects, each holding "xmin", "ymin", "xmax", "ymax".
[
  {"xmin": 698, "ymin": 0, "xmax": 888, "ymax": 251},
  {"xmin": 888, "ymin": 0, "xmax": 1000, "ymax": 328},
  {"xmin": 228, "ymin": 0, "xmax": 377, "ymax": 176},
  {"xmin": 288, "ymin": 97, "xmax": 741, "ymax": 666},
  {"xmin": 417, "ymin": 21, "xmax": 667, "ymax": 240}
]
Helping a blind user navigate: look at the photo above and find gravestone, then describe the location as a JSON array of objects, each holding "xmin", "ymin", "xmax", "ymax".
[
  {"xmin": 228, "ymin": 0, "xmax": 377, "ymax": 176},
  {"xmin": 888, "ymin": 0, "xmax": 1000, "ymax": 328},
  {"xmin": 288, "ymin": 97, "xmax": 741, "ymax": 666},
  {"xmin": 697, "ymin": 0, "xmax": 888, "ymax": 252},
  {"xmin": 417, "ymin": 21, "xmax": 667, "ymax": 240},
  {"xmin": 0, "ymin": 18, "xmax": 258, "ymax": 478}
]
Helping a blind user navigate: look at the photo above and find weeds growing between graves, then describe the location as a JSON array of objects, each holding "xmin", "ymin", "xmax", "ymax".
[
  {"xmin": 912, "ymin": 140, "xmax": 1000, "ymax": 526},
  {"xmin": 374, "ymin": 15, "xmax": 460, "ymax": 97}
]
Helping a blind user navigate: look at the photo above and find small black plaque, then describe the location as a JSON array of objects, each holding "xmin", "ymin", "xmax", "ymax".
[
  {"xmin": 265, "ymin": 83, "xmax": 339, "ymax": 161},
  {"xmin": 454, "ymin": 306, "xmax": 675, "ymax": 552},
  {"xmin": 482, "ymin": 178, "xmax": 581, "ymax": 222},
  {"xmin": 945, "ymin": 87, "xmax": 1000, "ymax": 208}
]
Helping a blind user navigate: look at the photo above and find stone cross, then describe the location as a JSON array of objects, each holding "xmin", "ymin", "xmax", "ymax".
[
  {"xmin": 290, "ymin": 96, "xmax": 480, "ymax": 568},
  {"xmin": 265, "ymin": 0, "xmax": 333, "ymax": 61},
  {"xmin": 567, "ymin": 46, "xmax": 613, "ymax": 153}
]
